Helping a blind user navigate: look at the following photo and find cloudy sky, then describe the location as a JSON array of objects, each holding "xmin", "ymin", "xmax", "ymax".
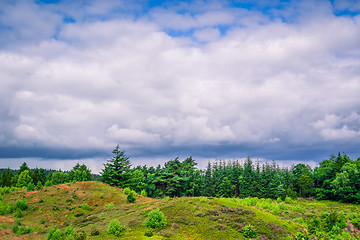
[{"xmin": 1, "ymin": 0, "xmax": 360, "ymax": 173}]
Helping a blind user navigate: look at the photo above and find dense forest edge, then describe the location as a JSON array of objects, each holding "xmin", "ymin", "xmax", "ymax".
[
  {"xmin": 0, "ymin": 147, "xmax": 360, "ymax": 239},
  {"xmin": 2, "ymin": 147, "xmax": 360, "ymax": 202}
]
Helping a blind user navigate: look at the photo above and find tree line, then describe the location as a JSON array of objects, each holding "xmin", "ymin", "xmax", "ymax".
[
  {"xmin": 101, "ymin": 146, "xmax": 360, "ymax": 203},
  {"xmin": 0, "ymin": 162, "xmax": 93, "ymax": 190},
  {"xmin": 1, "ymin": 146, "xmax": 359, "ymax": 204}
]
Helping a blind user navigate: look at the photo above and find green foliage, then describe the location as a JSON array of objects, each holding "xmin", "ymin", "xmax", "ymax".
[
  {"xmin": 90, "ymin": 229, "xmax": 100, "ymax": 236},
  {"xmin": 27, "ymin": 182, "xmax": 35, "ymax": 191},
  {"xmin": 104, "ymin": 202, "xmax": 114, "ymax": 210},
  {"xmin": 145, "ymin": 209, "xmax": 167, "ymax": 229},
  {"xmin": 69, "ymin": 163, "xmax": 93, "ymax": 182},
  {"xmin": 101, "ymin": 145, "xmax": 132, "ymax": 188},
  {"xmin": 45, "ymin": 180, "xmax": 52, "ymax": 187},
  {"xmin": 127, "ymin": 191, "xmax": 136, "ymax": 203},
  {"xmin": 81, "ymin": 203, "xmax": 91, "ymax": 211},
  {"xmin": 123, "ymin": 187, "xmax": 131, "ymax": 195},
  {"xmin": 46, "ymin": 225, "xmax": 76, "ymax": 240},
  {"xmin": 141, "ymin": 189, "xmax": 147, "ymax": 196},
  {"xmin": 36, "ymin": 181, "xmax": 43, "ymax": 190},
  {"xmin": 242, "ymin": 225, "xmax": 256, "ymax": 238},
  {"xmin": 51, "ymin": 171, "xmax": 69, "ymax": 185},
  {"xmin": 15, "ymin": 199, "xmax": 28, "ymax": 211},
  {"xmin": 17, "ymin": 170, "xmax": 33, "ymax": 188},
  {"xmin": 284, "ymin": 196, "xmax": 293, "ymax": 204},
  {"xmin": 144, "ymin": 230, "xmax": 154, "ymax": 237},
  {"xmin": 74, "ymin": 230, "xmax": 87, "ymax": 240},
  {"xmin": 14, "ymin": 208, "xmax": 23, "ymax": 218},
  {"xmin": 12, "ymin": 221, "xmax": 33, "ymax": 236},
  {"xmin": 108, "ymin": 219, "xmax": 125, "ymax": 237}
]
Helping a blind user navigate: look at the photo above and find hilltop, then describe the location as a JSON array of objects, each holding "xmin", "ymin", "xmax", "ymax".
[{"xmin": 0, "ymin": 181, "xmax": 359, "ymax": 239}]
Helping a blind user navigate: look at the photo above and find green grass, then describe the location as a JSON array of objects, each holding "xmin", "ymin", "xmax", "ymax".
[{"xmin": 0, "ymin": 182, "xmax": 359, "ymax": 239}]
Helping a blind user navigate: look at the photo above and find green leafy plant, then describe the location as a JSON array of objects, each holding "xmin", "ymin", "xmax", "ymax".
[
  {"xmin": 108, "ymin": 219, "xmax": 125, "ymax": 237},
  {"xmin": 15, "ymin": 199, "xmax": 28, "ymax": 211},
  {"xmin": 104, "ymin": 202, "xmax": 114, "ymax": 210},
  {"xmin": 81, "ymin": 203, "xmax": 91, "ymax": 211},
  {"xmin": 14, "ymin": 208, "xmax": 23, "ymax": 218},
  {"xmin": 242, "ymin": 225, "xmax": 256, "ymax": 238},
  {"xmin": 27, "ymin": 182, "xmax": 35, "ymax": 191},
  {"xmin": 127, "ymin": 191, "xmax": 136, "ymax": 203},
  {"xmin": 123, "ymin": 187, "xmax": 131, "ymax": 195},
  {"xmin": 90, "ymin": 229, "xmax": 100, "ymax": 236},
  {"xmin": 141, "ymin": 189, "xmax": 147, "ymax": 197},
  {"xmin": 145, "ymin": 209, "xmax": 167, "ymax": 229}
]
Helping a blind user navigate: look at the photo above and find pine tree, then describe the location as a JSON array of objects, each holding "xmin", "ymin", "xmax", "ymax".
[{"xmin": 101, "ymin": 145, "xmax": 132, "ymax": 188}]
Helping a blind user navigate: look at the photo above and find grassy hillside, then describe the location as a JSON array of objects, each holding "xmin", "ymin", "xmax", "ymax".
[{"xmin": 0, "ymin": 181, "xmax": 359, "ymax": 239}]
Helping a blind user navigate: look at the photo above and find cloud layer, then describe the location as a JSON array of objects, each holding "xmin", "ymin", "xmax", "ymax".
[{"xmin": 1, "ymin": 0, "xmax": 360, "ymax": 169}]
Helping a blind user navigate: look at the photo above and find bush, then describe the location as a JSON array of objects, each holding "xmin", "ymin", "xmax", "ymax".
[
  {"xmin": 45, "ymin": 180, "xmax": 52, "ymax": 187},
  {"xmin": 15, "ymin": 199, "xmax": 28, "ymax": 211},
  {"xmin": 108, "ymin": 219, "xmax": 125, "ymax": 237},
  {"xmin": 14, "ymin": 208, "xmax": 23, "ymax": 218},
  {"xmin": 5, "ymin": 203, "xmax": 15, "ymax": 214},
  {"xmin": 46, "ymin": 226, "xmax": 62, "ymax": 240},
  {"xmin": 145, "ymin": 209, "xmax": 167, "ymax": 229},
  {"xmin": 12, "ymin": 221, "xmax": 33, "ymax": 236},
  {"xmin": 144, "ymin": 230, "xmax": 153, "ymax": 237},
  {"xmin": 141, "ymin": 189, "xmax": 147, "ymax": 197},
  {"xmin": 81, "ymin": 203, "xmax": 91, "ymax": 211},
  {"xmin": 90, "ymin": 229, "xmax": 100, "ymax": 236},
  {"xmin": 36, "ymin": 181, "xmax": 43, "ymax": 190},
  {"xmin": 46, "ymin": 225, "xmax": 76, "ymax": 240},
  {"xmin": 27, "ymin": 183, "xmax": 35, "ymax": 191},
  {"xmin": 242, "ymin": 225, "xmax": 256, "ymax": 238},
  {"xmin": 127, "ymin": 191, "xmax": 136, "ymax": 203},
  {"xmin": 123, "ymin": 187, "xmax": 131, "ymax": 195},
  {"xmin": 104, "ymin": 202, "xmax": 114, "ymax": 210},
  {"xmin": 284, "ymin": 196, "xmax": 293, "ymax": 204},
  {"xmin": 74, "ymin": 230, "xmax": 87, "ymax": 240}
]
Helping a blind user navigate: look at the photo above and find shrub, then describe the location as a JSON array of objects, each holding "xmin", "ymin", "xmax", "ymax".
[
  {"xmin": 45, "ymin": 180, "xmax": 52, "ymax": 187},
  {"xmin": 14, "ymin": 208, "xmax": 23, "ymax": 218},
  {"xmin": 104, "ymin": 202, "xmax": 114, "ymax": 210},
  {"xmin": 64, "ymin": 225, "xmax": 75, "ymax": 236},
  {"xmin": 144, "ymin": 230, "xmax": 153, "ymax": 237},
  {"xmin": 141, "ymin": 189, "xmax": 147, "ymax": 197},
  {"xmin": 284, "ymin": 196, "xmax": 293, "ymax": 204},
  {"xmin": 46, "ymin": 225, "xmax": 76, "ymax": 240},
  {"xmin": 27, "ymin": 183, "xmax": 35, "ymax": 191},
  {"xmin": 12, "ymin": 221, "xmax": 33, "ymax": 236},
  {"xmin": 90, "ymin": 229, "xmax": 100, "ymax": 236},
  {"xmin": 127, "ymin": 192, "xmax": 136, "ymax": 203},
  {"xmin": 15, "ymin": 199, "xmax": 28, "ymax": 211},
  {"xmin": 36, "ymin": 181, "xmax": 43, "ymax": 190},
  {"xmin": 46, "ymin": 226, "xmax": 62, "ymax": 240},
  {"xmin": 5, "ymin": 203, "xmax": 15, "ymax": 214},
  {"xmin": 242, "ymin": 225, "xmax": 256, "ymax": 238},
  {"xmin": 108, "ymin": 219, "xmax": 125, "ymax": 237},
  {"xmin": 81, "ymin": 203, "xmax": 91, "ymax": 211},
  {"xmin": 145, "ymin": 209, "xmax": 167, "ymax": 229},
  {"xmin": 74, "ymin": 230, "xmax": 87, "ymax": 240},
  {"xmin": 123, "ymin": 187, "xmax": 131, "ymax": 195}
]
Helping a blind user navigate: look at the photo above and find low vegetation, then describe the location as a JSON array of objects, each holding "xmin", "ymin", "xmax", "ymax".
[{"xmin": 0, "ymin": 181, "xmax": 358, "ymax": 239}]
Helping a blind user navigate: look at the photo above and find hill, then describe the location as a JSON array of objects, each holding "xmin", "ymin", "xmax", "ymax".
[{"xmin": 0, "ymin": 181, "xmax": 359, "ymax": 239}]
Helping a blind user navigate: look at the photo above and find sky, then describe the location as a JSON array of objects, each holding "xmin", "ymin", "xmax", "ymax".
[{"xmin": 1, "ymin": 0, "xmax": 360, "ymax": 173}]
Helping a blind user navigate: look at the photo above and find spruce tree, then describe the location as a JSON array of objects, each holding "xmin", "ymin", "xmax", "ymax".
[{"xmin": 101, "ymin": 145, "xmax": 131, "ymax": 188}]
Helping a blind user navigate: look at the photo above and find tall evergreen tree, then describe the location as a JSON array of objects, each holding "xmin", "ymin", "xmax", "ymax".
[
  {"xmin": 1, "ymin": 168, "xmax": 14, "ymax": 187},
  {"xmin": 101, "ymin": 145, "xmax": 132, "ymax": 188}
]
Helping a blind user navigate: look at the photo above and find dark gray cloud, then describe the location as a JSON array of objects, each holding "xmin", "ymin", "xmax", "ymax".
[{"xmin": 1, "ymin": 0, "xmax": 360, "ymax": 171}]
